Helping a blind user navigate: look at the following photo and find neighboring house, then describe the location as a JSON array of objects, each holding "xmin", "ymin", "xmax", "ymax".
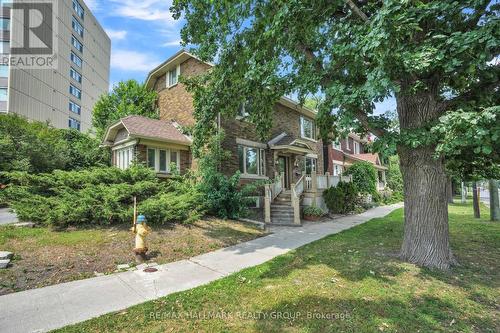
[
  {"xmin": 101, "ymin": 115, "xmax": 192, "ymax": 176},
  {"xmin": 325, "ymin": 133, "xmax": 387, "ymax": 190}
]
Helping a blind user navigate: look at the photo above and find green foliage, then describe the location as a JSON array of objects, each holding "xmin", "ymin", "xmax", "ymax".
[
  {"xmin": 0, "ymin": 113, "xmax": 109, "ymax": 174},
  {"xmin": 92, "ymin": 80, "xmax": 159, "ymax": 138},
  {"xmin": 0, "ymin": 166, "xmax": 204, "ymax": 228},
  {"xmin": 323, "ymin": 182, "xmax": 360, "ymax": 214},
  {"xmin": 196, "ymin": 131, "xmax": 254, "ymax": 219},
  {"xmin": 344, "ymin": 162, "xmax": 377, "ymax": 195},
  {"xmin": 386, "ymin": 155, "xmax": 403, "ymax": 194},
  {"xmin": 303, "ymin": 205, "xmax": 325, "ymax": 217},
  {"xmin": 433, "ymin": 106, "xmax": 500, "ymax": 180}
]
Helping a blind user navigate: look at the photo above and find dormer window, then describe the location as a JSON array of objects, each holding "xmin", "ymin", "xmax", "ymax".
[
  {"xmin": 300, "ymin": 116, "xmax": 315, "ymax": 140},
  {"xmin": 167, "ymin": 65, "xmax": 180, "ymax": 87},
  {"xmin": 354, "ymin": 141, "xmax": 361, "ymax": 154}
]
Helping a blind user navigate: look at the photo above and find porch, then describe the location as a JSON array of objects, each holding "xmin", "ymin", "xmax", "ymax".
[{"xmin": 263, "ymin": 171, "xmax": 352, "ymax": 226}]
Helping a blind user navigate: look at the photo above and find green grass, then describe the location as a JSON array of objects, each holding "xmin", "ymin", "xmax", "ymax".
[{"xmin": 55, "ymin": 203, "xmax": 499, "ymax": 333}]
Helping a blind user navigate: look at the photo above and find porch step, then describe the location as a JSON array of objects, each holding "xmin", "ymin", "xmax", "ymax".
[{"xmin": 270, "ymin": 204, "xmax": 295, "ymax": 224}]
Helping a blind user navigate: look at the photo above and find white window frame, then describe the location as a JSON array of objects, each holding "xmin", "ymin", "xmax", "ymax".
[
  {"xmin": 345, "ymin": 138, "xmax": 351, "ymax": 151},
  {"xmin": 116, "ymin": 146, "xmax": 134, "ymax": 170},
  {"xmin": 332, "ymin": 141, "xmax": 341, "ymax": 150},
  {"xmin": 238, "ymin": 145, "xmax": 266, "ymax": 177},
  {"xmin": 167, "ymin": 64, "xmax": 180, "ymax": 87},
  {"xmin": 300, "ymin": 116, "xmax": 316, "ymax": 141},
  {"xmin": 333, "ymin": 163, "xmax": 343, "ymax": 176},
  {"xmin": 353, "ymin": 141, "xmax": 361, "ymax": 154},
  {"xmin": 303, "ymin": 157, "xmax": 317, "ymax": 174},
  {"xmin": 147, "ymin": 147, "xmax": 180, "ymax": 173}
]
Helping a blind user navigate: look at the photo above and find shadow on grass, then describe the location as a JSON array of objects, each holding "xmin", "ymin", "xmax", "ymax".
[{"xmin": 252, "ymin": 294, "xmax": 495, "ymax": 333}]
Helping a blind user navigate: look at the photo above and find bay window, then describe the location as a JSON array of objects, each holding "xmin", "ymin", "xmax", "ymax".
[
  {"xmin": 116, "ymin": 146, "xmax": 134, "ymax": 170},
  {"xmin": 238, "ymin": 145, "xmax": 266, "ymax": 176},
  {"xmin": 147, "ymin": 147, "xmax": 180, "ymax": 173}
]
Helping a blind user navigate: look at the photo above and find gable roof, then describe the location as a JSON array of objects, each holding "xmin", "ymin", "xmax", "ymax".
[
  {"xmin": 345, "ymin": 153, "xmax": 387, "ymax": 170},
  {"xmin": 144, "ymin": 49, "xmax": 317, "ymax": 119},
  {"xmin": 102, "ymin": 115, "xmax": 191, "ymax": 146}
]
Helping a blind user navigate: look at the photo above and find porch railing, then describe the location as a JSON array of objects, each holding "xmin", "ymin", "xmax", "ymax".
[
  {"xmin": 264, "ymin": 172, "xmax": 285, "ymax": 224},
  {"xmin": 291, "ymin": 175, "xmax": 305, "ymax": 225}
]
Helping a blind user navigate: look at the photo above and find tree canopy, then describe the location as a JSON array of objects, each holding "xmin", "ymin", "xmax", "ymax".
[{"xmin": 92, "ymin": 80, "xmax": 159, "ymax": 138}]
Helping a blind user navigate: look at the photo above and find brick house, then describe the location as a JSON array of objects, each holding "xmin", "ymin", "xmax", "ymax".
[
  {"xmin": 325, "ymin": 133, "xmax": 387, "ymax": 190},
  {"xmin": 102, "ymin": 50, "xmax": 360, "ymax": 225},
  {"xmin": 144, "ymin": 50, "xmax": 324, "ymax": 189}
]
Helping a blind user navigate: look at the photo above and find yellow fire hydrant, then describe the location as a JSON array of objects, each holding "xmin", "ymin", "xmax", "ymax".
[{"xmin": 131, "ymin": 214, "xmax": 151, "ymax": 262}]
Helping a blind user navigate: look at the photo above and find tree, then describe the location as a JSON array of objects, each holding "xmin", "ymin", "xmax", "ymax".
[
  {"xmin": 172, "ymin": 1, "xmax": 499, "ymax": 269},
  {"xmin": 489, "ymin": 179, "xmax": 499, "ymax": 221},
  {"xmin": 92, "ymin": 80, "xmax": 159, "ymax": 138}
]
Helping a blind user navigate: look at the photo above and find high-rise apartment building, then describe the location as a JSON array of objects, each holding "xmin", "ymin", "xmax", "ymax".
[{"xmin": 0, "ymin": 0, "xmax": 110, "ymax": 132}]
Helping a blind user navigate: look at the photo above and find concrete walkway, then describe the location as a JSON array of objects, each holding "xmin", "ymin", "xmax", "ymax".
[
  {"xmin": 0, "ymin": 204, "xmax": 402, "ymax": 333},
  {"xmin": 0, "ymin": 208, "xmax": 18, "ymax": 226}
]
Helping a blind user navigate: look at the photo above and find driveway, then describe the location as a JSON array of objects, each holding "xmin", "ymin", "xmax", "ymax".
[{"xmin": 0, "ymin": 208, "xmax": 18, "ymax": 225}]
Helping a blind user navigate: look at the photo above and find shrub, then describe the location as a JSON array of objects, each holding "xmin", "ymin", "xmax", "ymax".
[
  {"xmin": 197, "ymin": 131, "xmax": 255, "ymax": 219},
  {"xmin": 303, "ymin": 205, "xmax": 325, "ymax": 217},
  {"xmin": 0, "ymin": 165, "xmax": 204, "ymax": 228},
  {"xmin": 0, "ymin": 113, "xmax": 109, "ymax": 174},
  {"xmin": 343, "ymin": 161, "xmax": 377, "ymax": 194},
  {"xmin": 323, "ymin": 181, "xmax": 360, "ymax": 214}
]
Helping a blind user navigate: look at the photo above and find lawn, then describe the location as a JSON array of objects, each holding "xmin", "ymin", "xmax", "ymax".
[
  {"xmin": 0, "ymin": 218, "xmax": 265, "ymax": 295},
  {"xmin": 54, "ymin": 202, "xmax": 499, "ymax": 333}
]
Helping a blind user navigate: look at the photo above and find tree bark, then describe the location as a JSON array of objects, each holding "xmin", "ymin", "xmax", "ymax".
[
  {"xmin": 396, "ymin": 81, "xmax": 455, "ymax": 270},
  {"xmin": 489, "ymin": 179, "xmax": 499, "ymax": 221},
  {"xmin": 472, "ymin": 182, "xmax": 480, "ymax": 218}
]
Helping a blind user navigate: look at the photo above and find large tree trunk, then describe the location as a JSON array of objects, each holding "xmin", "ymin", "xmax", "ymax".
[
  {"xmin": 472, "ymin": 182, "xmax": 480, "ymax": 218},
  {"xmin": 396, "ymin": 81, "xmax": 455, "ymax": 270},
  {"xmin": 489, "ymin": 179, "xmax": 499, "ymax": 221}
]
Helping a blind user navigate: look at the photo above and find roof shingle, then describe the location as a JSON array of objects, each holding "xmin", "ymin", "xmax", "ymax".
[{"xmin": 121, "ymin": 115, "xmax": 191, "ymax": 145}]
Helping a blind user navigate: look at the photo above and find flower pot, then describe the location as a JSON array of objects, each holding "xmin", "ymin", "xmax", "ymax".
[{"xmin": 303, "ymin": 214, "xmax": 322, "ymax": 221}]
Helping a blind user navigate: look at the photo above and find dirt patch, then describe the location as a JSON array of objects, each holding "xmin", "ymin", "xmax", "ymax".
[{"xmin": 0, "ymin": 218, "xmax": 265, "ymax": 295}]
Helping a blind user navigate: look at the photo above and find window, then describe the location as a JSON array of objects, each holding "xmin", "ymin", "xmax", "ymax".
[
  {"xmin": 353, "ymin": 141, "xmax": 361, "ymax": 154},
  {"xmin": 68, "ymin": 117, "xmax": 80, "ymax": 131},
  {"xmin": 0, "ymin": 41, "xmax": 9, "ymax": 54},
  {"xmin": 0, "ymin": 64, "xmax": 8, "ymax": 77},
  {"xmin": 300, "ymin": 116, "xmax": 315, "ymax": 140},
  {"xmin": 167, "ymin": 65, "xmax": 179, "ymax": 86},
  {"xmin": 69, "ymin": 67, "xmax": 82, "ymax": 83},
  {"xmin": 147, "ymin": 147, "xmax": 180, "ymax": 173},
  {"xmin": 72, "ymin": 16, "xmax": 84, "ymax": 37},
  {"xmin": 333, "ymin": 164, "xmax": 342, "ymax": 176},
  {"xmin": 69, "ymin": 84, "xmax": 81, "ymax": 99},
  {"xmin": 238, "ymin": 145, "xmax": 266, "ymax": 176},
  {"xmin": 69, "ymin": 101, "xmax": 81, "ymax": 115},
  {"xmin": 0, "ymin": 18, "xmax": 10, "ymax": 30},
  {"xmin": 116, "ymin": 147, "xmax": 134, "ymax": 170},
  {"xmin": 345, "ymin": 138, "xmax": 351, "ymax": 151},
  {"xmin": 304, "ymin": 157, "xmax": 317, "ymax": 175},
  {"xmin": 71, "ymin": 35, "xmax": 83, "ymax": 53},
  {"xmin": 72, "ymin": 0, "xmax": 85, "ymax": 20},
  {"xmin": 332, "ymin": 141, "xmax": 341, "ymax": 150},
  {"xmin": 70, "ymin": 51, "xmax": 82, "ymax": 67},
  {"xmin": 0, "ymin": 87, "xmax": 7, "ymax": 101},
  {"xmin": 237, "ymin": 100, "xmax": 253, "ymax": 118}
]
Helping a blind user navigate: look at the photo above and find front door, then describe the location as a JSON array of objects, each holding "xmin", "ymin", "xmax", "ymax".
[{"xmin": 278, "ymin": 156, "xmax": 290, "ymax": 189}]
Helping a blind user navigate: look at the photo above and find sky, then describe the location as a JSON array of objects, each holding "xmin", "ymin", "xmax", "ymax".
[{"xmin": 89, "ymin": 0, "xmax": 396, "ymax": 114}]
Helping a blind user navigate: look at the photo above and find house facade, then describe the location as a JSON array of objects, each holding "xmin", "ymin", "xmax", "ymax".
[
  {"xmin": 144, "ymin": 50, "xmax": 324, "ymax": 190},
  {"xmin": 325, "ymin": 133, "xmax": 387, "ymax": 190},
  {"xmin": 103, "ymin": 50, "xmax": 387, "ymax": 225}
]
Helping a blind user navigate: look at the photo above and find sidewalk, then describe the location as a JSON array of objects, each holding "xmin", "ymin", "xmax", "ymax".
[
  {"xmin": 0, "ymin": 204, "xmax": 402, "ymax": 333},
  {"xmin": 0, "ymin": 208, "xmax": 18, "ymax": 226}
]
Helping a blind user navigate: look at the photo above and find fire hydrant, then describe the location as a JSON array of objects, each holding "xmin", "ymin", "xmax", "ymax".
[{"xmin": 131, "ymin": 214, "xmax": 151, "ymax": 262}]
